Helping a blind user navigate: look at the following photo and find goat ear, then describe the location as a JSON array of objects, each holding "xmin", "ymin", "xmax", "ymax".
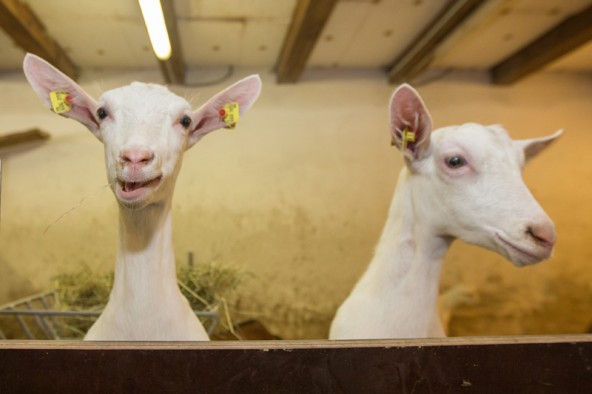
[
  {"xmin": 389, "ymin": 84, "xmax": 433, "ymax": 163},
  {"xmin": 23, "ymin": 53, "xmax": 101, "ymax": 138},
  {"xmin": 188, "ymin": 74, "xmax": 262, "ymax": 148},
  {"xmin": 515, "ymin": 129, "xmax": 563, "ymax": 164}
]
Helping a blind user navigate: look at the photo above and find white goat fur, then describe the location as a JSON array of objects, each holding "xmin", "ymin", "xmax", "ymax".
[
  {"xmin": 23, "ymin": 54, "xmax": 262, "ymax": 341},
  {"xmin": 329, "ymin": 84, "xmax": 561, "ymax": 340}
]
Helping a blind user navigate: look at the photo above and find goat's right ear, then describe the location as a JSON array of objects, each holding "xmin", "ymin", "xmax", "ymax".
[
  {"xmin": 187, "ymin": 74, "xmax": 262, "ymax": 148},
  {"xmin": 23, "ymin": 53, "xmax": 101, "ymax": 138},
  {"xmin": 389, "ymin": 84, "xmax": 432, "ymax": 164}
]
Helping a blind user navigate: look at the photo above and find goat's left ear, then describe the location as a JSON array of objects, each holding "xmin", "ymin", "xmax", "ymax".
[
  {"xmin": 515, "ymin": 129, "xmax": 563, "ymax": 163},
  {"xmin": 389, "ymin": 84, "xmax": 433, "ymax": 164},
  {"xmin": 188, "ymin": 75, "xmax": 262, "ymax": 148},
  {"xmin": 23, "ymin": 53, "xmax": 101, "ymax": 138}
]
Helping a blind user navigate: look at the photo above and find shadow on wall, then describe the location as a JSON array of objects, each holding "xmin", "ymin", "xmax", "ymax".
[{"xmin": 0, "ymin": 257, "xmax": 37, "ymax": 304}]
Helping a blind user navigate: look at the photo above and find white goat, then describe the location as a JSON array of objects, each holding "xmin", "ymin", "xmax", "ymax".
[
  {"xmin": 330, "ymin": 84, "xmax": 561, "ymax": 340},
  {"xmin": 23, "ymin": 53, "xmax": 262, "ymax": 341}
]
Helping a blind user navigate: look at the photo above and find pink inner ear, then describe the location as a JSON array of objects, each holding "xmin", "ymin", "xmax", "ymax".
[
  {"xmin": 188, "ymin": 75, "xmax": 262, "ymax": 146},
  {"xmin": 24, "ymin": 54, "xmax": 100, "ymax": 133},
  {"xmin": 389, "ymin": 84, "xmax": 432, "ymax": 159}
]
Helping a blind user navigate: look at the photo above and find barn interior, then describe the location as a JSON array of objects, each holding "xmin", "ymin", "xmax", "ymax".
[{"xmin": 0, "ymin": 0, "xmax": 591, "ymax": 340}]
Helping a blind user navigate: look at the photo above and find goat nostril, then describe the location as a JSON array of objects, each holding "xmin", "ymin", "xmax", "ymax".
[
  {"xmin": 121, "ymin": 150, "xmax": 154, "ymax": 165},
  {"xmin": 140, "ymin": 153, "xmax": 154, "ymax": 163},
  {"xmin": 526, "ymin": 225, "xmax": 556, "ymax": 247}
]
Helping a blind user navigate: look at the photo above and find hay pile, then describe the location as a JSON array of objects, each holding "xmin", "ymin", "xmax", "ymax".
[
  {"xmin": 53, "ymin": 265, "xmax": 112, "ymax": 312},
  {"xmin": 177, "ymin": 262, "xmax": 244, "ymax": 312},
  {"xmin": 51, "ymin": 262, "xmax": 244, "ymax": 338}
]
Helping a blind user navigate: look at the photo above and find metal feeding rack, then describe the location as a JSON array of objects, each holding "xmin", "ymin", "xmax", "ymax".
[{"xmin": 0, "ymin": 291, "xmax": 220, "ymax": 340}]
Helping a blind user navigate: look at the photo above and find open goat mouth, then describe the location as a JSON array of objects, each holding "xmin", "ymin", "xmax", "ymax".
[
  {"xmin": 116, "ymin": 175, "xmax": 163, "ymax": 200},
  {"xmin": 119, "ymin": 176, "xmax": 162, "ymax": 192}
]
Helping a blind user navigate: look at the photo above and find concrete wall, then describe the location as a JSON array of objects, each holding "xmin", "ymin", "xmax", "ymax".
[{"xmin": 0, "ymin": 67, "xmax": 590, "ymax": 339}]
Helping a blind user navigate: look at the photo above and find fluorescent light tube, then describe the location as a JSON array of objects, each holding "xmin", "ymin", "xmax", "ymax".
[{"xmin": 139, "ymin": 0, "xmax": 172, "ymax": 60}]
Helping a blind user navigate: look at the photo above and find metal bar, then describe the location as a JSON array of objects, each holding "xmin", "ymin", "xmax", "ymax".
[
  {"xmin": 0, "ymin": 310, "xmax": 101, "ymax": 317},
  {"xmin": 1, "ymin": 310, "xmax": 218, "ymax": 337},
  {"xmin": 13, "ymin": 313, "xmax": 34, "ymax": 339},
  {"xmin": 39, "ymin": 295, "xmax": 63, "ymax": 338},
  {"xmin": 195, "ymin": 311, "xmax": 220, "ymax": 336},
  {"xmin": 0, "ymin": 310, "xmax": 217, "ymax": 319},
  {"xmin": 1, "ymin": 291, "xmax": 220, "ymax": 338},
  {"xmin": 25, "ymin": 300, "xmax": 54, "ymax": 339},
  {"xmin": 0, "ymin": 290, "xmax": 55, "ymax": 310}
]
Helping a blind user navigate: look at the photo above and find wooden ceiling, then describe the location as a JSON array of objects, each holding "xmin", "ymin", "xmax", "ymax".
[{"xmin": 0, "ymin": 0, "xmax": 591, "ymax": 85}]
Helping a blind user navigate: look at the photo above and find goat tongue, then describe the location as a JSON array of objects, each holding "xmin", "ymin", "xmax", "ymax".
[{"xmin": 124, "ymin": 182, "xmax": 142, "ymax": 192}]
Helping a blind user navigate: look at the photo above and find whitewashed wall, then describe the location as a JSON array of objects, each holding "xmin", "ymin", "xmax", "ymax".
[{"xmin": 0, "ymin": 67, "xmax": 590, "ymax": 338}]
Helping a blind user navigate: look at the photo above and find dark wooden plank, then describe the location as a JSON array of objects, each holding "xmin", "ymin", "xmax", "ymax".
[
  {"xmin": 491, "ymin": 5, "xmax": 592, "ymax": 85},
  {"xmin": 276, "ymin": 0, "xmax": 339, "ymax": 84},
  {"xmin": 386, "ymin": 0, "xmax": 488, "ymax": 84},
  {"xmin": 0, "ymin": 335, "xmax": 590, "ymax": 393},
  {"xmin": 157, "ymin": 0, "xmax": 185, "ymax": 84},
  {"xmin": 0, "ymin": 0, "xmax": 77, "ymax": 79}
]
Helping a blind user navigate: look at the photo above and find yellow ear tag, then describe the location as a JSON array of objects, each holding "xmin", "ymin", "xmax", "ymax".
[
  {"xmin": 219, "ymin": 102, "xmax": 240, "ymax": 129},
  {"xmin": 49, "ymin": 91, "xmax": 72, "ymax": 114},
  {"xmin": 401, "ymin": 127, "xmax": 415, "ymax": 150}
]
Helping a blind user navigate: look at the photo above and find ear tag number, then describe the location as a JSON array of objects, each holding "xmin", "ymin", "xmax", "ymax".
[
  {"xmin": 49, "ymin": 91, "xmax": 72, "ymax": 114},
  {"xmin": 401, "ymin": 127, "xmax": 415, "ymax": 151},
  {"xmin": 219, "ymin": 102, "xmax": 240, "ymax": 129}
]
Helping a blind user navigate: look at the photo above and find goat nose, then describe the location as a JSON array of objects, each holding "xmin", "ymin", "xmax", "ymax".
[
  {"xmin": 526, "ymin": 222, "xmax": 557, "ymax": 247},
  {"xmin": 120, "ymin": 149, "xmax": 154, "ymax": 165}
]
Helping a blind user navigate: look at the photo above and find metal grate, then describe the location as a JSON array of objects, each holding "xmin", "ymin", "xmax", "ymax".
[{"xmin": 0, "ymin": 291, "xmax": 219, "ymax": 339}]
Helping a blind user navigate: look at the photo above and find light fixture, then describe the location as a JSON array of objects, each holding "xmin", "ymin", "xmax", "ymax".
[{"xmin": 138, "ymin": 0, "xmax": 172, "ymax": 60}]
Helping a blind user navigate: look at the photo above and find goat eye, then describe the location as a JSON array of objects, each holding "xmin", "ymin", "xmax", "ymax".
[
  {"xmin": 445, "ymin": 156, "xmax": 467, "ymax": 169},
  {"xmin": 180, "ymin": 115, "xmax": 192, "ymax": 129},
  {"xmin": 97, "ymin": 107, "xmax": 108, "ymax": 120}
]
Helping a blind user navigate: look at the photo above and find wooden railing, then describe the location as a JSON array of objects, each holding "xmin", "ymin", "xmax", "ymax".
[{"xmin": 1, "ymin": 335, "xmax": 591, "ymax": 393}]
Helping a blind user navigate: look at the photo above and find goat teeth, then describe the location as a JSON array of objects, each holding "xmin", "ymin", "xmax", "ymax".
[{"xmin": 119, "ymin": 177, "xmax": 161, "ymax": 193}]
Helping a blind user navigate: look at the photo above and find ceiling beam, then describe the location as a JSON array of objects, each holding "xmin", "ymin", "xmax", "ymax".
[
  {"xmin": 276, "ymin": 0, "xmax": 339, "ymax": 84},
  {"xmin": 0, "ymin": 0, "xmax": 77, "ymax": 79},
  {"xmin": 157, "ymin": 0, "xmax": 185, "ymax": 84},
  {"xmin": 491, "ymin": 5, "xmax": 592, "ymax": 85},
  {"xmin": 386, "ymin": 0, "xmax": 487, "ymax": 84}
]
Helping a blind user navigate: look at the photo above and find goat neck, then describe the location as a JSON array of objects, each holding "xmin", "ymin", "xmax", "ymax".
[
  {"xmin": 113, "ymin": 200, "xmax": 177, "ymax": 304},
  {"xmin": 331, "ymin": 169, "xmax": 450, "ymax": 339}
]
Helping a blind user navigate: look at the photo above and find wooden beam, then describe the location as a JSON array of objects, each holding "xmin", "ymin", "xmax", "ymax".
[
  {"xmin": 157, "ymin": 0, "xmax": 185, "ymax": 84},
  {"xmin": 491, "ymin": 5, "xmax": 592, "ymax": 85},
  {"xmin": 276, "ymin": 0, "xmax": 339, "ymax": 84},
  {"xmin": 0, "ymin": 0, "xmax": 77, "ymax": 79},
  {"xmin": 0, "ymin": 336, "xmax": 591, "ymax": 392},
  {"xmin": 386, "ymin": 0, "xmax": 487, "ymax": 84}
]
